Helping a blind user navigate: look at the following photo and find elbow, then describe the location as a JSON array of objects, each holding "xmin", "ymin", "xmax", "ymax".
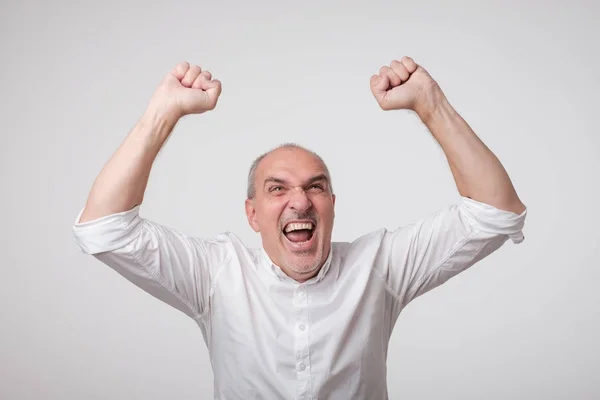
[
  {"xmin": 502, "ymin": 198, "xmax": 527, "ymax": 215},
  {"xmin": 466, "ymin": 194, "xmax": 527, "ymax": 215}
]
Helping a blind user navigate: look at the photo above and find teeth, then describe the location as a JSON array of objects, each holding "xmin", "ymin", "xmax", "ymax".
[{"xmin": 284, "ymin": 222, "xmax": 314, "ymax": 233}]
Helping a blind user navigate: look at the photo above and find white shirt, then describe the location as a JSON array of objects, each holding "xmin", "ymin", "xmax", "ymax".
[{"xmin": 72, "ymin": 196, "xmax": 526, "ymax": 399}]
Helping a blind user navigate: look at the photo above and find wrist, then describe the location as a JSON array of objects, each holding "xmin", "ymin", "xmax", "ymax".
[
  {"xmin": 143, "ymin": 104, "xmax": 181, "ymax": 128},
  {"xmin": 415, "ymin": 85, "xmax": 451, "ymax": 124},
  {"xmin": 133, "ymin": 106, "xmax": 180, "ymax": 151}
]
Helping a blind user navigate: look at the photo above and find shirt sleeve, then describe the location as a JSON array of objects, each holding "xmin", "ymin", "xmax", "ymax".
[
  {"xmin": 375, "ymin": 196, "xmax": 527, "ymax": 307},
  {"xmin": 72, "ymin": 205, "xmax": 230, "ymax": 319}
]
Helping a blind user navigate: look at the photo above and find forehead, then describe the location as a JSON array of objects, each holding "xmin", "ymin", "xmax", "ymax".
[{"xmin": 257, "ymin": 147, "xmax": 326, "ymax": 182}]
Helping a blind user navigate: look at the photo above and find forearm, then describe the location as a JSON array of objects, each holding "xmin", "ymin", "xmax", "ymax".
[
  {"xmin": 79, "ymin": 109, "xmax": 179, "ymax": 223},
  {"xmin": 418, "ymin": 88, "xmax": 526, "ymax": 214}
]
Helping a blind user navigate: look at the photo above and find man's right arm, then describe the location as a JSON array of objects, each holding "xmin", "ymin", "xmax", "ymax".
[
  {"xmin": 78, "ymin": 110, "xmax": 177, "ymax": 222},
  {"xmin": 73, "ymin": 62, "xmax": 226, "ymax": 320},
  {"xmin": 79, "ymin": 61, "xmax": 222, "ymax": 222}
]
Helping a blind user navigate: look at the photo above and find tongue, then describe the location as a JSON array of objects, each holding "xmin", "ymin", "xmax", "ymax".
[{"xmin": 285, "ymin": 230, "xmax": 312, "ymax": 243}]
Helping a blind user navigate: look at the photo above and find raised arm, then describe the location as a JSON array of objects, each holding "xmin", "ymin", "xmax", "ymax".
[
  {"xmin": 73, "ymin": 62, "xmax": 227, "ymax": 320},
  {"xmin": 369, "ymin": 56, "xmax": 525, "ymax": 214},
  {"xmin": 79, "ymin": 62, "xmax": 222, "ymax": 222},
  {"xmin": 368, "ymin": 56, "xmax": 527, "ymax": 308}
]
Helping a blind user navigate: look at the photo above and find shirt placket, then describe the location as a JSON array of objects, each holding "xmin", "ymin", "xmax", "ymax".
[{"xmin": 293, "ymin": 284, "xmax": 311, "ymax": 400}]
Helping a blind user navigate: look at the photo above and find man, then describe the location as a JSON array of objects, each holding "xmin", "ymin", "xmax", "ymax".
[{"xmin": 73, "ymin": 56, "xmax": 527, "ymax": 399}]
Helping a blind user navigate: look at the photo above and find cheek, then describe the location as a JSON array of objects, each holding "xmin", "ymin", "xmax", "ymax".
[
  {"xmin": 259, "ymin": 202, "xmax": 285, "ymax": 230},
  {"xmin": 315, "ymin": 201, "xmax": 335, "ymax": 225}
]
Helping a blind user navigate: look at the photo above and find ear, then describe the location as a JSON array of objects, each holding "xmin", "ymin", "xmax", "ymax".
[
  {"xmin": 332, "ymin": 194, "xmax": 336, "ymax": 217},
  {"xmin": 245, "ymin": 198, "xmax": 260, "ymax": 232}
]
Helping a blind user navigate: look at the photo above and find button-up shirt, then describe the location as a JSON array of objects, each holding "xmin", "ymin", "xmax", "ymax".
[{"xmin": 72, "ymin": 196, "xmax": 526, "ymax": 399}]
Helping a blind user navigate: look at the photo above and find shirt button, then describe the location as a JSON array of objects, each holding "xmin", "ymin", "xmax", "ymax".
[
  {"xmin": 298, "ymin": 363, "xmax": 306, "ymax": 371},
  {"xmin": 298, "ymin": 290, "xmax": 305, "ymax": 297},
  {"xmin": 299, "ymin": 324, "xmax": 305, "ymax": 331}
]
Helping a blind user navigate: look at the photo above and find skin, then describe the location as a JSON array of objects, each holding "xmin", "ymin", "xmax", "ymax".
[
  {"xmin": 244, "ymin": 147, "xmax": 336, "ymax": 282},
  {"xmin": 79, "ymin": 56, "xmax": 525, "ymax": 284},
  {"xmin": 370, "ymin": 57, "xmax": 526, "ymax": 215},
  {"xmin": 78, "ymin": 61, "xmax": 221, "ymax": 222}
]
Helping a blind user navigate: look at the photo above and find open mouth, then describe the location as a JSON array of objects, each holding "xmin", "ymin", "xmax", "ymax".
[{"xmin": 283, "ymin": 221, "xmax": 315, "ymax": 243}]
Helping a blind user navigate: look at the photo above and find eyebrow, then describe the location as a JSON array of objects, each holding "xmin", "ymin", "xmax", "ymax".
[
  {"xmin": 263, "ymin": 174, "xmax": 329, "ymax": 188},
  {"xmin": 306, "ymin": 174, "xmax": 329, "ymax": 185}
]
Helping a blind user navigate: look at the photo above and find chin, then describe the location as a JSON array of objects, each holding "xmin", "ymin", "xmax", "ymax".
[
  {"xmin": 289, "ymin": 260, "xmax": 320, "ymax": 275},
  {"xmin": 285, "ymin": 248, "xmax": 324, "ymax": 276},
  {"xmin": 278, "ymin": 227, "xmax": 330, "ymax": 276}
]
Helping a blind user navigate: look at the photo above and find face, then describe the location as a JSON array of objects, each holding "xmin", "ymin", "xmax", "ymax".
[{"xmin": 245, "ymin": 147, "xmax": 336, "ymax": 282}]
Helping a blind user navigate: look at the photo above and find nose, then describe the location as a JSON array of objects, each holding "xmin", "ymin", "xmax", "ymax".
[{"xmin": 288, "ymin": 188, "xmax": 312, "ymax": 212}]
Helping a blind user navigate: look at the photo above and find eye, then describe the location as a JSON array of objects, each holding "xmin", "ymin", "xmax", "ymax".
[
  {"xmin": 269, "ymin": 186, "xmax": 284, "ymax": 192},
  {"xmin": 308, "ymin": 184, "xmax": 324, "ymax": 191}
]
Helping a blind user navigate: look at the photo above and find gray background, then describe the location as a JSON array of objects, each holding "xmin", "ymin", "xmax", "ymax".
[{"xmin": 1, "ymin": 0, "xmax": 598, "ymax": 398}]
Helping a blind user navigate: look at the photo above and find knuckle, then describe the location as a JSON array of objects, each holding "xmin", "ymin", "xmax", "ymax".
[{"xmin": 176, "ymin": 62, "xmax": 190, "ymax": 75}]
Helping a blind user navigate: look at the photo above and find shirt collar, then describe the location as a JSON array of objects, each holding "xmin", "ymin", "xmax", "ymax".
[{"xmin": 260, "ymin": 246, "xmax": 333, "ymax": 284}]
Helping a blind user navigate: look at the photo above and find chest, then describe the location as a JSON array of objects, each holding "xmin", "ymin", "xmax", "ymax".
[{"xmin": 204, "ymin": 261, "xmax": 394, "ymax": 390}]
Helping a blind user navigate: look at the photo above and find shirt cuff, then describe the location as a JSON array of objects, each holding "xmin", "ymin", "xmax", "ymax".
[
  {"xmin": 459, "ymin": 196, "xmax": 527, "ymax": 244},
  {"xmin": 72, "ymin": 205, "xmax": 143, "ymax": 254}
]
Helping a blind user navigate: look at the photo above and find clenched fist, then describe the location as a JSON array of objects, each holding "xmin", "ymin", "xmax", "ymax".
[
  {"xmin": 370, "ymin": 56, "xmax": 441, "ymax": 117},
  {"xmin": 147, "ymin": 61, "xmax": 222, "ymax": 120}
]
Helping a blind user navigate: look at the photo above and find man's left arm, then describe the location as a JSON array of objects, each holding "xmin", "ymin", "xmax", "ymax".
[
  {"xmin": 369, "ymin": 56, "xmax": 527, "ymax": 306},
  {"xmin": 418, "ymin": 78, "xmax": 526, "ymax": 215},
  {"xmin": 371, "ymin": 56, "xmax": 525, "ymax": 214}
]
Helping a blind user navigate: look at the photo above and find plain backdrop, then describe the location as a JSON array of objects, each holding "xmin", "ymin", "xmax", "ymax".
[{"xmin": 1, "ymin": 0, "xmax": 598, "ymax": 398}]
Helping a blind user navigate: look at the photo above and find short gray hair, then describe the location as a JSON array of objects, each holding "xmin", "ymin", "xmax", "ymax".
[{"xmin": 246, "ymin": 143, "xmax": 333, "ymax": 199}]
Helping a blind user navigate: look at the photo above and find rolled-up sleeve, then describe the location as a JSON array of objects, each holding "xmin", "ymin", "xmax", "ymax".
[
  {"xmin": 73, "ymin": 206, "xmax": 145, "ymax": 254},
  {"xmin": 377, "ymin": 196, "xmax": 527, "ymax": 307},
  {"xmin": 72, "ymin": 206, "xmax": 229, "ymax": 319}
]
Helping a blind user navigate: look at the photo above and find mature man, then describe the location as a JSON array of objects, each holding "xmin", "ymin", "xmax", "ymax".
[{"xmin": 73, "ymin": 56, "xmax": 527, "ymax": 399}]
